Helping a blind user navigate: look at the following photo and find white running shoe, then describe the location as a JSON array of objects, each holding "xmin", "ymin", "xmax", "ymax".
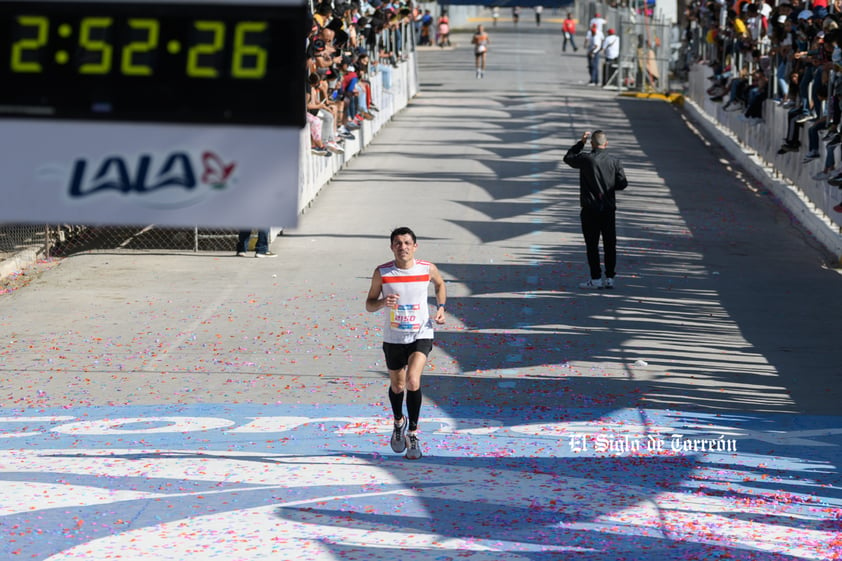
[
  {"xmin": 579, "ymin": 278, "xmax": 603, "ymax": 289},
  {"xmin": 603, "ymin": 277, "xmax": 615, "ymax": 289}
]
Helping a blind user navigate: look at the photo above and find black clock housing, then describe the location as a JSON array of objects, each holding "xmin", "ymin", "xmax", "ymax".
[{"xmin": 0, "ymin": 1, "xmax": 307, "ymax": 126}]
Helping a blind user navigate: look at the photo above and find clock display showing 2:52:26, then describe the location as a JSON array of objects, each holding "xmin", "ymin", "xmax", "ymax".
[
  {"xmin": 10, "ymin": 15, "xmax": 269, "ymax": 79},
  {"xmin": 0, "ymin": 1, "xmax": 307, "ymax": 125}
]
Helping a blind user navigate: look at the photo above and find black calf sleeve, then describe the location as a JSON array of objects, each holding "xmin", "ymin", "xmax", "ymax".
[
  {"xmin": 388, "ymin": 387, "xmax": 404, "ymax": 421},
  {"xmin": 406, "ymin": 388, "xmax": 422, "ymax": 431}
]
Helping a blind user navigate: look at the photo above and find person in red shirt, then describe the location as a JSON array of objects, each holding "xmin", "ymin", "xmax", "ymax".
[
  {"xmin": 437, "ymin": 13, "xmax": 450, "ymax": 47},
  {"xmin": 562, "ymin": 13, "xmax": 579, "ymax": 52}
]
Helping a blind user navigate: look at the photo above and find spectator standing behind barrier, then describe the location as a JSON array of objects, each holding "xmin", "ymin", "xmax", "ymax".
[
  {"xmin": 589, "ymin": 12, "xmax": 606, "ymax": 35},
  {"xmin": 492, "ymin": 6, "xmax": 500, "ymax": 28},
  {"xmin": 562, "ymin": 13, "xmax": 578, "ymax": 53},
  {"xmin": 602, "ymin": 28, "xmax": 620, "ymax": 86},
  {"xmin": 437, "ymin": 12, "xmax": 450, "ymax": 47},
  {"xmin": 419, "ymin": 9, "xmax": 433, "ymax": 45},
  {"xmin": 535, "ymin": 5, "xmax": 543, "ymax": 27},
  {"xmin": 236, "ymin": 230, "xmax": 276, "ymax": 258},
  {"xmin": 563, "ymin": 130, "xmax": 629, "ymax": 290},
  {"xmin": 472, "ymin": 24, "xmax": 490, "ymax": 79},
  {"xmin": 513, "ymin": 6, "xmax": 520, "ymax": 26},
  {"xmin": 585, "ymin": 24, "xmax": 604, "ymax": 85}
]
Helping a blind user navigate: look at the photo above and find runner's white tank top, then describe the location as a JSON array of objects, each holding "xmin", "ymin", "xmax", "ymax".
[{"xmin": 378, "ymin": 259, "xmax": 435, "ymax": 344}]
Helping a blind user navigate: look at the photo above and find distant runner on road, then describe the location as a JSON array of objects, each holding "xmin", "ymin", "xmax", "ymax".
[
  {"xmin": 365, "ymin": 227, "xmax": 447, "ymax": 460},
  {"xmin": 472, "ymin": 24, "xmax": 491, "ymax": 79}
]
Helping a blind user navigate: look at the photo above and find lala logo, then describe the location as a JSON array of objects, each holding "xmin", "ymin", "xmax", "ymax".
[
  {"xmin": 68, "ymin": 150, "xmax": 237, "ymax": 198},
  {"xmin": 201, "ymin": 152, "xmax": 237, "ymax": 189}
]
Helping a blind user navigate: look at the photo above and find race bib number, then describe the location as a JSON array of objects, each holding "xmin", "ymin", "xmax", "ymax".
[{"xmin": 390, "ymin": 304, "xmax": 422, "ymax": 331}]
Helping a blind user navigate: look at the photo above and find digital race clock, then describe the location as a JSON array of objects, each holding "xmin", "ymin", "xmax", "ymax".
[
  {"xmin": 0, "ymin": 0, "xmax": 307, "ymax": 125},
  {"xmin": 0, "ymin": 0, "xmax": 308, "ymax": 230}
]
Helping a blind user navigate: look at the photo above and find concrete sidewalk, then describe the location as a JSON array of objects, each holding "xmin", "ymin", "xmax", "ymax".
[{"xmin": 1, "ymin": 25, "xmax": 840, "ymax": 561}]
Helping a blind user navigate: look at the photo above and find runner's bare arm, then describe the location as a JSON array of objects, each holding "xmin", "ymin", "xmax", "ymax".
[
  {"xmin": 365, "ymin": 269, "xmax": 398, "ymax": 312},
  {"xmin": 429, "ymin": 264, "xmax": 447, "ymax": 324}
]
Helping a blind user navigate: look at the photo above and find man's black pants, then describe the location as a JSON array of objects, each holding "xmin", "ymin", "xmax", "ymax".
[{"xmin": 580, "ymin": 206, "xmax": 616, "ymax": 279}]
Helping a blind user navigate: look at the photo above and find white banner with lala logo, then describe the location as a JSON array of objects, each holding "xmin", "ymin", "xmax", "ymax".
[{"xmin": 0, "ymin": 120, "xmax": 300, "ymax": 228}]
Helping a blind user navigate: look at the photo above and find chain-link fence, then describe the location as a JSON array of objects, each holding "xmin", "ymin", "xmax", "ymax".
[
  {"xmin": 0, "ymin": 224, "xmax": 50, "ymax": 261},
  {"xmin": 0, "ymin": 224, "xmax": 240, "ymax": 260},
  {"xmin": 48, "ymin": 226, "xmax": 243, "ymax": 257}
]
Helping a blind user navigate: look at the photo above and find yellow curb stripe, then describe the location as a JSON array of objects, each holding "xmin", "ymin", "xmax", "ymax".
[
  {"xmin": 466, "ymin": 17, "xmax": 567, "ymax": 23},
  {"xmin": 620, "ymin": 92, "xmax": 685, "ymax": 105}
]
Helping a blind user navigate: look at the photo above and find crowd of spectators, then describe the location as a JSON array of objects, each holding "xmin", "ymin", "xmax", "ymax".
[
  {"xmin": 305, "ymin": 1, "xmax": 413, "ymax": 157},
  {"xmin": 687, "ymin": 0, "xmax": 842, "ymax": 211}
]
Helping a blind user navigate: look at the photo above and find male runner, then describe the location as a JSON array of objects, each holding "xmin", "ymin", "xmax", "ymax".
[
  {"xmin": 472, "ymin": 24, "xmax": 490, "ymax": 79},
  {"xmin": 365, "ymin": 227, "xmax": 446, "ymax": 459}
]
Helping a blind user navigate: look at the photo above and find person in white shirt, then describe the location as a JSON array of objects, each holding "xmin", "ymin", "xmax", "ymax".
[
  {"xmin": 589, "ymin": 12, "xmax": 607, "ymax": 35},
  {"xmin": 535, "ymin": 5, "xmax": 543, "ymax": 26},
  {"xmin": 471, "ymin": 24, "xmax": 491, "ymax": 78},
  {"xmin": 585, "ymin": 24, "xmax": 604, "ymax": 85},
  {"xmin": 601, "ymin": 28, "xmax": 620, "ymax": 86}
]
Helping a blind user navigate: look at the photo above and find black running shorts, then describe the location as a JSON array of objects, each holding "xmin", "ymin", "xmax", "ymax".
[{"xmin": 382, "ymin": 339, "xmax": 434, "ymax": 371}]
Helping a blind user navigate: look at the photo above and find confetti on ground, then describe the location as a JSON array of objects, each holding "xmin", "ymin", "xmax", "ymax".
[{"xmin": 2, "ymin": 404, "xmax": 839, "ymax": 560}]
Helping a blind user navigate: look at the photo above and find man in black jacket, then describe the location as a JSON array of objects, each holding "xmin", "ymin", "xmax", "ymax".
[{"xmin": 563, "ymin": 130, "xmax": 629, "ymax": 289}]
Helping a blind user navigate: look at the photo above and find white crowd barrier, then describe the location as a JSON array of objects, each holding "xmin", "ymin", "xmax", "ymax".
[
  {"xmin": 686, "ymin": 63, "xmax": 842, "ymax": 261},
  {"xmin": 292, "ymin": 53, "xmax": 419, "ymax": 225}
]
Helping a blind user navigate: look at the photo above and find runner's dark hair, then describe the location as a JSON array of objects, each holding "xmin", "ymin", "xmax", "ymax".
[{"xmin": 390, "ymin": 227, "xmax": 417, "ymax": 243}]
